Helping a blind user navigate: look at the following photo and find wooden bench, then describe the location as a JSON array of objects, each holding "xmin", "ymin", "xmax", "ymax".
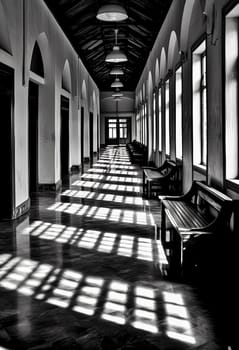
[
  {"xmin": 160, "ymin": 181, "xmax": 234, "ymax": 274},
  {"xmin": 127, "ymin": 140, "xmax": 147, "ymax": 165},
  {"xmin": 142, "ymin": 160, "xmax": 178, "ymax": 198}
]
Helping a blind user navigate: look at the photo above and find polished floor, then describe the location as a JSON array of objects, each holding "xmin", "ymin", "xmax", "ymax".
[{"xmin": 0, "ymin": 146, "xmax": 235, "ymax": 350}]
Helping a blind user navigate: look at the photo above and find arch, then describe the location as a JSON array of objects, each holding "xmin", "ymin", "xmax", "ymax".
[
  {"xmin": 62, "ymin": 59, "xmax": 72, "ymax": 92},
  {"xmin": 142, "ymin": 83, "xmax": 146, "ymax": 101},
  {"xmin": 180, "ymin": 0, "xmax": 196, "ymax": 52},
  {"xmin": 159, "ymin": 48, "xmax": 167, "ymax": 80},
  {"xmin": 180, "ymin": 0, "xmax": 206, "ymax": 52},
  {"xmin": 155, "ymin": 58, "xmax": 160, "ymax": 86},
  {"xmin": 29, "ymin": 33, "xmax": 50, "ymax": 80},
  {"xmin": 81, "ymin": 80, "xmax": 88, "ymax": 104},
  {"xmin": 30, "ymin": 42, "xmax": 44, "ymax": 77},
  {"xmin": 93, "ymin": 91, "xmax": 97, "ymax": 113},
  {"xmin": 167, "ymin": 31, "xmax": 180, "ymax": 70},
  {"xmin": 139, "ymin": 89, "xmax": 143, "ymax": 104},
  {"xmin": 0, "ymin": 1, "xmax": 12, "ymax": 54},
  {"xmin": 147, "ymin": 71, "xmax": 153, "ymax": 95}
]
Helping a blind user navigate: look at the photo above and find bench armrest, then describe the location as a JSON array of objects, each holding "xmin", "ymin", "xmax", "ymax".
[
  {"xmin": 179, "ymin": 231, "xmax": 213, "ymax": 236},
  {"xmin": 143, "ymin": 166, "xmax": 161, "ymax": 171},
  {"xmin": 161, "ymin": 181, "xmax": 200, "ymax": 202}
]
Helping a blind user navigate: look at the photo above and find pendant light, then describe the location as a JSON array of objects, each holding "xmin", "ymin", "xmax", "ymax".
[
  {"xmin": 110, "ymin": 67, "xmax": 124, "ymax": 75},
  {"xmin": 105, "ymin": 29, "xmax": 127, "ymax": 63},
  {"xmin": 96, "ymin": 4, "xmax": 128, "ymax": 22},
  {"xmin": 111, "ymin": 77, "xmax": 123, "ymax": 88}
]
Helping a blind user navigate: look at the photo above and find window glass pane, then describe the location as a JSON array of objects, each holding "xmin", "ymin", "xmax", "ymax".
[
  {"xmin": 158, "ymin": 89, "xmax": 162, "ymax": 151},
  {"xmin": 225, "ymin": 12, "xmax": 239, "ymax": 178},
  {"xmin": 202, "ymin": 87, "xmax": 207, "ymax": 165},
  {"xmin": 153, "ymin": 93, "xmax": 156, "ymax": 151},
  {"xmin": 144, "ymin": 103, "xmax": 147, "ymax": 145},
  {"xmin": 165, "ymin": 81, "xmax": 170, "ymax": 155},
  {"xmin": 142, "ymin": 106, "xmax": 145, "ymax": 143},
  {"xmin": 192, "ymin": 40, "xmax": 207, "ymax": 167},
  {"xmin": 109, "ymin": 127, "xmax": 117, "ymax": 139},
  {"xmin": 176, "ymin": 67, "xmax": 182, "ymax": 159}
]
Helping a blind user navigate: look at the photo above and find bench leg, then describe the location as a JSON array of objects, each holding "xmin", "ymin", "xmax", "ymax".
[
  {"xmin": 142, "ymin": 172, "xmax": 145, "ymax": 195},
  {"xmin": 147, "ymin": 180, "xmax": 151, "ymax": 198},
  {"xmin": 161, "ymin": 203, "xmax": 166, "ymax": 244}
]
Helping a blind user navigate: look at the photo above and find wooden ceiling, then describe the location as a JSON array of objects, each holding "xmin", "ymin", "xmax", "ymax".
[{"xmin": 44, "ymin": 0, "xmax": 173, "ymax": 91}]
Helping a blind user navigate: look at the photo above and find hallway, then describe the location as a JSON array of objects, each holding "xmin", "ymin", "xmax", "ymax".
[{"xmin": 0, "ymin": 146, "xmax": 228, "ymax": 350}]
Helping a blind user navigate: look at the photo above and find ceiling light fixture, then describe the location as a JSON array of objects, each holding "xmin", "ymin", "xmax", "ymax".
[
  {"xmin": 105, "ymin": 29, "xmax": 128, "ymax": 63},
  {"xmin": 111, "ymin": 77, "xmax": 123, "ymax": 88},
  {"xmin": 110, "ymin": 67, "xmax": 124, "ymax": 75},
  {"xmin": 96, "ymin": 4, "xmax": 128, "ymax": 22}
]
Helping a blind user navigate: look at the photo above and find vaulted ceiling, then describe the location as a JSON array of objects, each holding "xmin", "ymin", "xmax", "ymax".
[{"xmin": 43, "ymin": 0, "xmax": 173, "ymax": 91}]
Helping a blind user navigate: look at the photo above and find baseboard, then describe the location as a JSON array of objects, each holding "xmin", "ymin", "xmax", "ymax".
[
  {"xmin": 12, "ymin": 198, "xmax": 31, "ymax": 220},
  {"xmin": 38, "ymin": 180, "xmax": 62, "ymax": 192}
]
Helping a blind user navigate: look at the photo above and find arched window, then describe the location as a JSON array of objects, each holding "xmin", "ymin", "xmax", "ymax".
[
  {"xmin": 30, "ymin": 42, "xmax": 44, "ymax": 77},
  {"xmin": 153, "ymin": 92, "xmax": 156, "ymax": 151},
  {"xmin": 192, "ymin": 40, "xmax": 207, "ymax": 167},
  {"xmin": 165, "ymin": 80, "xmax": 170, "ymax": 156},
  {"xmin": 158, "ymin": 88, "xmax": 162, "ymax": 151},
  {"xmin": 175, "ymin": 67, "xmax": 182, "ymax": 159}
]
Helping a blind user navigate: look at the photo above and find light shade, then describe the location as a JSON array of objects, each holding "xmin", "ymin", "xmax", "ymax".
[
  {"xmin": 105, "ymin": 46, "xmax": 128, "ymax": 63},
  {"xmin": 110, "ymin": 67, "xmax": 124, "ymax": 75},
  {"xmin": 111, "ymin": 77, "xmax": 123, "ymax": 88},
  {"xmin": 96, "ymin": 4, "xmax": 128, "ymax": 22}
]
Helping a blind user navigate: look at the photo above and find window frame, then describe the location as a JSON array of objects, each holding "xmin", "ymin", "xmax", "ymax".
[
  {"xmin": 223, "ymin": 2, "xmax": 239, "ymax": 191},
  {"xmin": 175, "ymin": 65, "xmax": 183, "ymax": 160},
  {"xmin": 153, "ymin": 91, "xmax": 156, "ymax": 151},
  {"xmin": 165, "ymin": 79, "xmax": 170, "ymax": 157},
  {"xmin": 192, "ymin": 37, "xmax": 208, "ymax": 173},
  {"xmin": 158, "ymin": 86, "xmax": 162, "ymax": 152}
]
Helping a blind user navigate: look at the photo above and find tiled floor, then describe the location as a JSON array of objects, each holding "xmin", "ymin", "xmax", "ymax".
[{"xmin": 0, "ymin": 146, "xmax": 235, "ymax": 349}]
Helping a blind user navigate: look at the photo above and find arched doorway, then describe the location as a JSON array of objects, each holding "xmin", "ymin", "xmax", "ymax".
[
  {"xmin": 28, "ymin": 41, "xmax": 44, "ymax": 196},
  {"xmin": 60, "ymin": 96, "xmax": 70, "ymax": 180},
  {"xmin": 0, "ymin": 62, "xmax": 14, "ymax": 219},
  {"xmin": 0, "ymin": 1, "xmax": 14, "ymax": 219},
  {"xmin": 81, "ymin": 80, "xmax": 87, "ymax": 171},
  {"xmin": 60, "ymin": 60, "xmax": 72, "ymax": 181}
]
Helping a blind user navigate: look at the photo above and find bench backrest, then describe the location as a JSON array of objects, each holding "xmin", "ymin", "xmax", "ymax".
[
  {"xmin": 159, "ymin": 160, "xmax": 177, "ymax": 179},
  {"xmin": 191, "ymin": 182, "xmax": 232, "ymax": 219}
]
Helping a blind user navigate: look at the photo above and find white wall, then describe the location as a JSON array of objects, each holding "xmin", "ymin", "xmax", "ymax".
[{"xmin": 0, "ymin": 0, "xmax": 100, "ymax": 216}]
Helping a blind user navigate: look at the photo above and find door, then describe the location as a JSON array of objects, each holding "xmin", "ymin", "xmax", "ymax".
[
  {"xmin": 119, "ymin": 118, "xmax": 131, "ymax": 144},
  {"xmin": 0, "ymin": 63, "xmax": 14, "ymax": 220},
  {"xmin": 60, "ymin": 96, "xmax": 69, "ymax": 180},
  {"xmin": 106, "ymin": 118, "xmax": 131, "ymax": 145},
  {"xmin": 106, "ymin": 118, "xmax": 118, "ymax": 145},
  {"xmin": 28, "ymin": 81, "xmax": 39, "ymax": 195}
]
